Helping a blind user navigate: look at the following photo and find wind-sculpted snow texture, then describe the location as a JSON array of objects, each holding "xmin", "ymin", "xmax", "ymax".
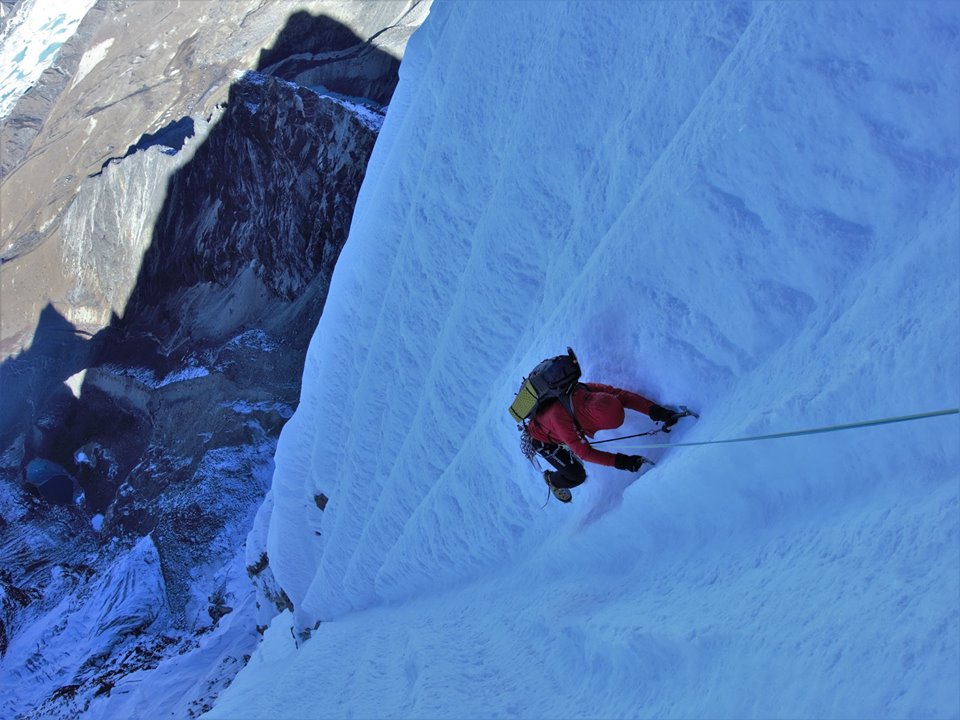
[{"xmin": 213, "ymin": 1, "xmax": 959, "ymax": 717}]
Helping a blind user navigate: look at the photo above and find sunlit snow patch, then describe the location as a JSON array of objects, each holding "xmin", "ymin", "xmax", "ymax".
[
  {"xmin": 221, "ymin": 400, "xmax": 294, "ymax": 419},
  {"xmin": 102, "ymin": 363, "xmax": 211, "ymax": 388},
  {"xmin": 225, "ymin": 329, "xmax": 277, "ymax": 353}
]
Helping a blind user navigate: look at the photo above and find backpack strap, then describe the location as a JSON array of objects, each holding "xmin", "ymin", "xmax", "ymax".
[
  {"xmin": 565, "ymin": 382, "xmax": 587, "ymax": 433},
  {"xmin": 558, "ymin": 383, "xmax": 579, "ymax": 425}
]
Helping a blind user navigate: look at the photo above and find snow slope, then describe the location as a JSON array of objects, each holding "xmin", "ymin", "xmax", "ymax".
[{"xmin": 208, "ymin": 1, "xmax": 960, "ymax": 717}]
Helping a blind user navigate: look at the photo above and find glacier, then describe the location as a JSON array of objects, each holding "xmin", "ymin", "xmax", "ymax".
[
  {"xmin": 209, "ymin": 1, "xmax": 959, "ymax": 718},
  {"xmin": 0, "ymin": 0, "xmax": 97, "ymax": 118}
]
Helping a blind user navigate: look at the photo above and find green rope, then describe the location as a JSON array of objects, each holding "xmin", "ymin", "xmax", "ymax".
[{"xmin": 608, "ymin": 407, "xmax": 960, "ymax": 451}]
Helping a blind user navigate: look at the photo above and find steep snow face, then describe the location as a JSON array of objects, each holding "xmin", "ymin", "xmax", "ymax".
[{"xmin": 212, "ymin": 1, "xmax": 959, "ymax": 717}]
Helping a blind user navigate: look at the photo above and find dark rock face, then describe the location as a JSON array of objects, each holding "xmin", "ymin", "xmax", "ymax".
[
  {"xmin": 131, "ymin": 72, "xmax": 381, "ymax": 309},
  {"xmin": 0, "ymin": 1, "xmax": 430, "ymax": 716}
]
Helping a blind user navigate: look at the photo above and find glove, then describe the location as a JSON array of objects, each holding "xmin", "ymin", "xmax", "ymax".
[
  {"xmin": 614, "ymin": 453, "xmax": 647, "ymax": 472},
  {"xmin": 648, "ymin": 403, "xmax": 680, "ymax": 429}
]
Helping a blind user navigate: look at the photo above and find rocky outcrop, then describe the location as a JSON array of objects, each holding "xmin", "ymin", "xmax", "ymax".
[
  {"xmin": 130, "ymin": 73, "xmax": 383, "ymax": 310},
  {"xmin": 57, "ymin": 70, "xmax": 382, "ymax": 336}
]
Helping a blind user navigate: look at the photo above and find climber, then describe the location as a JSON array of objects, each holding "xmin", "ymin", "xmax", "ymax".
[{"xmin": 527, "ymin": 380, "xmax": 681, "ymax": 502}]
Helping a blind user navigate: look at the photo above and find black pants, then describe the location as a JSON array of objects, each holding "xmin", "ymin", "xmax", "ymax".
[{"xmin": 537, "ymin": 443, "xmax": 586, "ymax": 489}]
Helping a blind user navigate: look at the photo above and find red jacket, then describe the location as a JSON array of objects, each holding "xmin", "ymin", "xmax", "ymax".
[{"xmin": 527, "ymin": 382, "xmax": 655, "ymax": 467}]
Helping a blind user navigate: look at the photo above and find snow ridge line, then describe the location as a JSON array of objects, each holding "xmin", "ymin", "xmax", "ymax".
[{"xmin": 610, "ymin": 407, "xmax": 960, "ymax": 451}]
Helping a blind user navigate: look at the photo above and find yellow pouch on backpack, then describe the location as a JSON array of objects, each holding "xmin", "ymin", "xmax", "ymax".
[{"xmin": 509, "ymin": 379, "xmax": 539, "ymax": 423}]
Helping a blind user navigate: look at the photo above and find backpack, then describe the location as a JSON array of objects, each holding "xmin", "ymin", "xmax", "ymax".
[{"xmin": 508, "ymin": 347, "xmax": 582, "ymax": 425}]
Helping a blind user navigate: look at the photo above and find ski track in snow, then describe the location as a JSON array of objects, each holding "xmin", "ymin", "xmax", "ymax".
[{"xmin": 198, "ymin": 0, "xmax": 958, "ymax": 717}]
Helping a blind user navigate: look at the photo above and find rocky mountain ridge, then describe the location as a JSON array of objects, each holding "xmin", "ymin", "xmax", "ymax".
[
  {"xmin": 0, "ymin": 1, "xmax": 430, "ymax": 716},
  {"xmin": 2, "ymin": 0, "xmax": 425, "ymax": 345}
]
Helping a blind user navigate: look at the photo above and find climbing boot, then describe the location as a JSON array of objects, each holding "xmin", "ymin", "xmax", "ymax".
[{"xmin": 543, "ymin": 471, "xmax": 572, "ymax": 503}]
